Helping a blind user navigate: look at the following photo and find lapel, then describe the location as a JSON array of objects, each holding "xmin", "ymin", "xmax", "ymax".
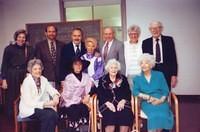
[
  {"xmin": 43, "ymin": 40, "xmax": 52, "ymax": 60},
  {"xmin": 149, "ymin": 37, "xmax": 154, "ymax": 54},
  {"xmin": 161, "ymin": 35, "xmax": 166, "ymax": 58},
  {"xmin": 69, "ymin": 42, "xmax": 76, "ymax": 56},
  {"xmin": 105, "ymin": 39, "xmax": 116, "ymax": 60},
  {"xmin": 28, "ymin": 74, "xmax": 45, "ymax": 97}
]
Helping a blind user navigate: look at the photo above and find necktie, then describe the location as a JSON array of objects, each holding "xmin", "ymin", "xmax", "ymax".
[
  {"xmin": 103, "ymin": 42, "xmax": 109, "ymax": 60},
  {"xmin": 155, "ymin": 38, "xmax": 161, "ymax": 63},
  {"xmin": 75, "ymin": 45, "xmax": 81, "ymax": 57},
  {"xmin": 50, "ymin": 41, "xmax": 56, "ymax": 64}
]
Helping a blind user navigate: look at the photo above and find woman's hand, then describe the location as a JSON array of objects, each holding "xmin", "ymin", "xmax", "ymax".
[
  {"xmin": 105, "ymin": 101, "xmax": 116, "ymax": 112},
  {"xmin": 151, "ymin": 98, "xmax": 163, "ymax": 105},
  {"xmin": 82, "ymin": 94, "xmax": 90, "ymax": 105},
  {"xmin": 52, "ymin": 94, "xmax": 60, "ymax": 106},
  {"xmin": 117, "ymin": 99, "xmax": 126, "ymax": 111},
  {"xmin": 2, "ymin": 79, "xmax": 8, "ymax": 89}
]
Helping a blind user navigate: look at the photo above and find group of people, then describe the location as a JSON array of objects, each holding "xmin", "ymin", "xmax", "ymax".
[{"xmin": 1, "ymin": 20, "xmax": 178, "ymax": 132}]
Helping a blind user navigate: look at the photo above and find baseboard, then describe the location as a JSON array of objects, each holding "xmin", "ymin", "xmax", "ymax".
[{"xmin": 176, "ymin": 95, "xmax": 200, "ymax": 103}]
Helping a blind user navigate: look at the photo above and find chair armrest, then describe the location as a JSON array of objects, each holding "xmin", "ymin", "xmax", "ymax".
[
  {"xmin": 170, "ymin": 92, "xmax": 179, "ymax": 132},
  {"xmin": 134, "ymin": 96, "xmax": 140, "ymax": 132},
  {"xmin": 14, "ymin": 96, "xmax": 20, "ymax": 116},
  {"xmin": 90, "ymin": 94, "xmax": 98, "ymax": 132}
]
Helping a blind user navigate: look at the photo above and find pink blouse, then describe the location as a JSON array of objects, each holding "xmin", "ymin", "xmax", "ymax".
[{"xmin": 61, "ymin": 73, "xmax": 92, "ymax": 107}]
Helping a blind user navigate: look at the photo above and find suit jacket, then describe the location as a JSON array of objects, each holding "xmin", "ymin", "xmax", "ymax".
[
  {"xmin": 19, "ymin": 74, "xmax": 60, "ymax": 118},
  {"xmin": 35, "ymin": 40, "xmax": 64, "ymax": 83},
  {"xmin": 142, "ymin": 35, "xmax": 178, "ymax": 86},
  {"xmin": 99, "ymin": 39, "xmax": 126, "ymax": 75},
  {"xmin": 60, "ymin": 42, "xmax": 86, "ymax": 80}
]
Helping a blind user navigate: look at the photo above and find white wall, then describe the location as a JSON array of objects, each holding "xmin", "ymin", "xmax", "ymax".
[
  {"xmin": 0, "ymin": 0, "xmax": 61, "ymax": 66},
  {"xmin": 126, "ymin": 0, "xmax": 200, "ymax": 95}
]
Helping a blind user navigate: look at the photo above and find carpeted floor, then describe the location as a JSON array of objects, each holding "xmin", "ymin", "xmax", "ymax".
[{"xmin": 0, "ymin": 95, "xmax": 200, "ymax": 132}]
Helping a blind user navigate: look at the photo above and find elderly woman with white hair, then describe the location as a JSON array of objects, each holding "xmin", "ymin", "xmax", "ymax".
[
  {"xmin": 132, "ymin": 53, "xmax": 174, "ymax": 132},
  {"xmin": 97, "ymin": 59, "xmax": 133, "ymax": 132},
  {"xmin": 19, "ymin": 59, "xmax": 60, "ymax": 132}
]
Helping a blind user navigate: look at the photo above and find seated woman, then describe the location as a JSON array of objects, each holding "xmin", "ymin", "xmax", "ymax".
[
  {"xmin": 97, "ymin": 59, "xmax": 133, "ymax": 132},
  {"xmin": 19, "ymin": 59, "xmax": 60, "ymax": 132},
  {"xmin": 59, "ymin": 58, "xmax": 93, "ymax": 130},
  {"xmin": 81, "ymin": 37, "xmax": 104, "ymax": 87},
  {"xmin": 132, "ymin": 53, "xmax": 174, "ymax": 132}
]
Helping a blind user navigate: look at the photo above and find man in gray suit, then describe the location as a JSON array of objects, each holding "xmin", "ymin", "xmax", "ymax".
[
  {"xmin": 35, "ymin": 25, "xmax": 64, "ymax": 89},
  {"xmin": 99, "ymin": 27, "xmax": 126, "ymax": 74}
]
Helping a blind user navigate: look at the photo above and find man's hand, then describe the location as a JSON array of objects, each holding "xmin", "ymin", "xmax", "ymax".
[
  {"xmin": 171, "ymin": 76, "xmax": 177, "ymax": 88},
  {"xmin": 2, "ymin": 79, "xmax": 8, "ymax": 90}
]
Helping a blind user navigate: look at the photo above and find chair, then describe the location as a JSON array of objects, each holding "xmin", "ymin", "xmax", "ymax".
[
  {"xmin": 134, "ymin": 92, "xmax": 179, "ymax": 132},
  {"xmin": 13, "ymin": 96, "xmax": 59, "ymax": 132},
  {"xmin": 91, "ymin": 94, "xmax": 136, "ymax": 132},
  {"xmin": 58, "ymin": 95, "xmax": 93, "ymax": 132},
  {"xmin": 13, "ymin": 96, "xmax": 36, "ymax": 132}
]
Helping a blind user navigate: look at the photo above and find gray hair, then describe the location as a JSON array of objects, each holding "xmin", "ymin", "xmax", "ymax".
[
  {"xmin": 138, "ymin": 53, "xmax": 156, "ymax": 68},
  {"xmin": 128, "ymin": 24, "xmax": 141, "ymax": 36},
  {"xmin": 149, "ymin": 21, "xmax": 163, "ymax": 29},
  {"xmin": 105, "ymin": 59, "xmax": 121, "ymax": 72},
  {"xmin": 27, "ymin": 58, "xmax": 44, "ymax": 73}
]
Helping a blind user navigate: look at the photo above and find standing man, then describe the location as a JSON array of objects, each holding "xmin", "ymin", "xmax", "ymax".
[
  {"xmin": 99, "ymin": 27, "xmax": 126, "ymax": 75},
  {"xmin": 60, "ymin": 28, "xmax": 86, "ymax": 81},
  {"xmin": 35, "ymin": 25, "xmax": 64, "ymax": 89},
  {"xmin": 142, "ymin": 21, "xmax": 178, "ymax": 89}
]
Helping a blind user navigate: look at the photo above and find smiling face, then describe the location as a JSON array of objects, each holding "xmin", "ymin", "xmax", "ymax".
[
  {"xmin": 149, "ymin": 22, "xmax": 163, "ymax": 38},
  {"xmin": 128, "ymin": 31, "xmax": 139, "ymax": 43},
  {"xmin": 140, "ymin": 60, "xmax": 152, "ymax": 73},
  {"xmin": 31, "ymin": 64, "xmax": 42, "ymax": 78},
  {"xmin": 86, "ymin": 41, "xmax": 96, "ymax": 54},
  {"xmin": 16, "ymin": 33, "xmax": 26, "ymax": 46},
  {"xmin": 73, "ymin": 61, "xmax": 83, "ymax": 74},
  {"xmin": 103, "ymin": 27, "xmax": 115, "ymax": 42},
  {"xmin": 71, "ymin": 29, "xmax": 82, "ymax": 45},
  {"xmin": 45, "ymin": 26, "xmax": 57, "ymax": 41},
  {"xmin": 108, "ymin": 63, "xmax": 118, "ymax": 77}
]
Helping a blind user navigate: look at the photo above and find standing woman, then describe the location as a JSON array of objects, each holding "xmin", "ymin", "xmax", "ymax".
[{"xmin": 1, "ymin": 29, "xmax": 35, "ymax": 118}]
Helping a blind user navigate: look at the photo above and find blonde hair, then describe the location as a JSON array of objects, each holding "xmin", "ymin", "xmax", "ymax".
[{"xmin": 85, "ymin": 37, "xmax": 97, "ymax": 47}]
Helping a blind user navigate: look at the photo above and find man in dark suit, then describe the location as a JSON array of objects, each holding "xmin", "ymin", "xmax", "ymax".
[
  {"xmin": 142, "ymin": 21, "xmax": 178, "ymax": 89},
  {"xmin": 35, "ymin": 25, "xmax": 64, "ymax": 89},
  {"xmin": 60, "ymin": 28, "xmax": 86, "ymax": 81},
  {"xmin": 99, "ymin": 27, "xmax": 126, "ymax": 75},
  {"xmin": 142, "ymin": 21, "xmax": 178, "ymax": 132}
]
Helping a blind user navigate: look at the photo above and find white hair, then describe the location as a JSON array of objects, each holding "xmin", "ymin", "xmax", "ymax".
[
  {"xmin": 128, "ymin": 24, "xmax": 141, "ymax": 36},
  {"xmin": 149, "ymin": 21, "xmax": 163, "ymax": 29},
  {"xmin": 105, "ymin": 59, "xmax": 121, "ymax": 72},
  {"xmin": 138, "ymin": 53, "xmax": 156, "ymax": 68}
]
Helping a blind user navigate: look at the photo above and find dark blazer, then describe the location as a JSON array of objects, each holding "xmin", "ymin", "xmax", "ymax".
[
  {"xmin": 60, "ymin": 41, "xmax": 86, "ymax": 81},
  {"xmin": 142, "ymin": 35, "xmax": 178, "ymax": 87},
  {"xmin": 35, "ymin": 40, "xmax": 64, "ymax": 83},
  {"xmin": 99, "ymin": 39, "xmax": 126, "ymax": 75}
]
